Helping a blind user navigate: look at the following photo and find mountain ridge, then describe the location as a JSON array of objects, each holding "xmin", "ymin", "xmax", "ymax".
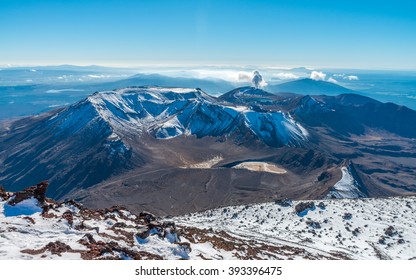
[
  {"xmin": 267, "ymin": 78, "xmax": 359, "ymax": 96},
  {"xmin": 1, "ymin": 85, "xmax": 415, "ymax": 215}
]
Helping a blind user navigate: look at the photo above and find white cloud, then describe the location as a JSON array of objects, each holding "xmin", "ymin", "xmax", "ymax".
[
  {"xmin": 274, "ymin": 72, "xmax": 299, "ymax": 80},
  {"xmin": 134, "ymin": 67, "xmax": 278, "ymax": 85},
  {"xmin": 327, "ymin": 77, "xmax": 339, "ymax": 84},
  {"xmin": 174, "ymin": 69, "xmax": 253, "ymax": 83},
  {"xmin": 195, "ymin": 70, "xmax": 267, "ymax": 86},
  {"xmin": 87, "ymin": 74, "xmax": 109, "ymax": 79},
  {"xmin": 310, "ymin": 71, "xmax": 326, "ymax": 81},
  {"xmin": 237, "ymin": 72, "xmax": 252, "ymax": 82},
  {"xmin": 333, "ymin": 73, "xmax": 359, "ymax": 81},
  {"xmin": 344, "ymin": 75, "xmax": 359, "ymax": 81},
  {"xmin": 46, "ymin": 89, "xmax": 85, "ymax": 93}
]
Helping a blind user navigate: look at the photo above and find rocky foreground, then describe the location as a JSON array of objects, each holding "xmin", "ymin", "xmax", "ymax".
[{"xmin": 0, "ymin": 182, "xmax": 415, "ymax": 260}]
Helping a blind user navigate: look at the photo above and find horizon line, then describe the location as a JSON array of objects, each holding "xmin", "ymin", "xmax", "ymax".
[{"xmin": 1, "ymin": 63, "xmax": 416, "ymax": 72}]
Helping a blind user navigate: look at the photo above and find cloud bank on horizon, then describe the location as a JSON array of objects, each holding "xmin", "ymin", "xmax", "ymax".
[
  {"xmin": 310, "ymin": 71, "xmax": 327, "ymax": 81},
  {"xmin": 128, "ymin": 67, "xmax": 361, "ymax": 87}
]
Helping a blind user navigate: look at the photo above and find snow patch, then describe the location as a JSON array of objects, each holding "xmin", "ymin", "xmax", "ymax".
[
  {"xmin": 243, "ymin": 111, "xmax": 308, "ymax": 145},
  {"xmin": 327, "ymin": 166, "xmax": 366, "ymax": 199},
  {"xmin": 3, "ymin": 197, "xmax": 43, "ymax": 217}
]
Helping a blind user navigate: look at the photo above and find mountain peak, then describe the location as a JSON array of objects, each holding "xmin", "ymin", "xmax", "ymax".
[
  {"xmin": 41, "ymin": 86, "xmax": 308, "ymax": 148},
  {"xmin": 218, "ymin": 86, "xmax": 278, "ymax": 104}
]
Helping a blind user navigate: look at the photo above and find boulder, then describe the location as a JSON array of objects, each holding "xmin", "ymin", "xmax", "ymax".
[
  {"xmin": 62, "ymin": 210, "xmax": 74, "ymax": 227},
  {"xmin": 275, "ymin": 198, "xmax": 292, "ymax": 207},
  {"xmin": 342, "ymin": 213, "xmax": 353, "ymax": 220},
  {"xmin": 139, "ymin": 211, "xmax": 156, "ymax": 223},
  {"xmin": 306, "ymin": 220, "xmax": 321, "ymax": 229},
  {"xmin": 295, "ymin": 202, "xmax": 316, "ymax": 216},
  {"xmin": 136, "ymin": 226, "xmax": 150, "ymax": 240},
  {"xmin": 385, "ymin": 226, "xmax": 398, "ymax": 237},
  {"xmin": 0, "ymin": 186, "xmax": 11, "ymax": 201}
]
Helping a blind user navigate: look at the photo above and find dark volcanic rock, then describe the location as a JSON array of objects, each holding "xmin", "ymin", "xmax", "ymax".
[
  {"xmin": 352, "ymin": 228, "xmax": 361, "ymax": 237},
  {"xmin": 275, "ymin": 198, "xmax": 292, "ymax": 207},
  {"xmin": 342, "ymin": 213, "xmax": 353, "ymax": 220},
  {"xmin": 295, "ymin": 202, "xmax": 316, "ymax": 216},
  {"xmin": 21, "ymin": 241, "xmax": 73, "ymax": 257},
  {"xmin": 0, "ymin": 185, "xmax": 11, "ymax": 201},
  {"xmin": 378, "ymin": 236, "xmax": 386, "ymax": 245},
  {"xmin": 385, "ymin": 226, "xmax": 398, "ymax": 237},
  {"xmin": 62, "ymin": 210, "xmax": 74, "ymax": 227},
  {"xmin": 8, "ymin": 181, "xmax": 48, "ymax": 206},
  {"xmin": 136, "ymin": 226, "xmax": 150, "ymax": 240},
  {"xmin": 139, "ymin": 212, "xmax": 156, "ymax": 223},
  {"xmin": 306, "ymin": 220, "xmax": 321, "ymax": 229}
]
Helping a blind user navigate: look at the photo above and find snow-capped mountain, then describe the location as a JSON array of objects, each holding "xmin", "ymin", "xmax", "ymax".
[
  {"xmin": 1, "ymin": 85, "xmax": 415, "ymax": 216},
  {"xmin": 57, "ymin": 86, "xmax": 308, "ymax": 144},
  {"xmin": 0, "ymin": 86, "xmax": 309, "ymax": 199}
]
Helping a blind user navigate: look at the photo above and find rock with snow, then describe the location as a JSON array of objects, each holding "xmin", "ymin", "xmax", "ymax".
[
  {"xmin": 176, "ymin": 196, "xmax": 416, "ymax": 260},
  {"xmin": 342, "ymin": 213, "xmax": 353, "ymax": 220},
  {"xmin": 326, "ymin": 164, "xmax": 366, "ymax": 199},
  {"xmin": 0, "ymin": 186, "xmax": 11, "ymax": 201},
  {"xmin": 3, "ymin": 182, "xmax": 48, "ymax": 217},
  {"xmin": 295, "ymin": 202, "xmax": 316, "ymax": 216},
  {"xmin": 7, "ymin": 181, "xmax": 48, "ymax": 206},
  {"xmin": 275, "ymin": 198, "xmax": 292, "ymax": 207}
]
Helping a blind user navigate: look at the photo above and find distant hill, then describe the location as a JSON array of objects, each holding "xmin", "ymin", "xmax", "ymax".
[
  {"xmin": 267, "ymin": 78, "xmax": 359, "ymax": 96},
  {"xmin": 103, "ymin": 73, "xmax": 235, "ymax": 95}
]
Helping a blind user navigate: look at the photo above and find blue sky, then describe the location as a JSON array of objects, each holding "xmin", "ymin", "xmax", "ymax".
[{"xmin": 1, "ymin": 0, "xmax": 415, "ymax": 69}]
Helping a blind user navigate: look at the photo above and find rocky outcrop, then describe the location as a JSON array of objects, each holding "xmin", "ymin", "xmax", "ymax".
[
  {"xmin": 0, "ymin": 186, "xmax": 11, "ymax": 201},
  {"xmin": 295, "ymin": 202, "xmax": 316, "ymax": 216},
  {"xmin": 2, "ymin": 181, "xmax": 189, "ymax": 260},
  {"xmin": 342, "ymin": 213, "xmax": 353, "ymax": 220},
  {"xmin": 7, "ymin": 181, "xmax": 48, "ymax": 206},
  {"xmin": 21, "ymin": 241, "xmax": 75, "ymax": 257},
  {"xmin": 275, "ymin": 198, "xmax": 292, "ymax": 207}
]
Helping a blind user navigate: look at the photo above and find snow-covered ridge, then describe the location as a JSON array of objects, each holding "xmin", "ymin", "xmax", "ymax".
[
  {"xmin": 48, "ymin": 86, "xmax": 309, "ymax": 147},
  {"xmin": 327, "ymin": 165, "xmax": 367, "ymax": 199},
  {"xmin": 294, "ymin": 95, "xmax": 332, "ymax": 115},
  {"xmin": 1, "ymin": 183, "xmax": 415, "ymax": 260},
  {"xmin": 0, "ymin": 183, "xmax": 194, "ymax": 260},
  {"xmin": 176, "ymin": 196, "xmax": 416, "ymax": 260}
]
